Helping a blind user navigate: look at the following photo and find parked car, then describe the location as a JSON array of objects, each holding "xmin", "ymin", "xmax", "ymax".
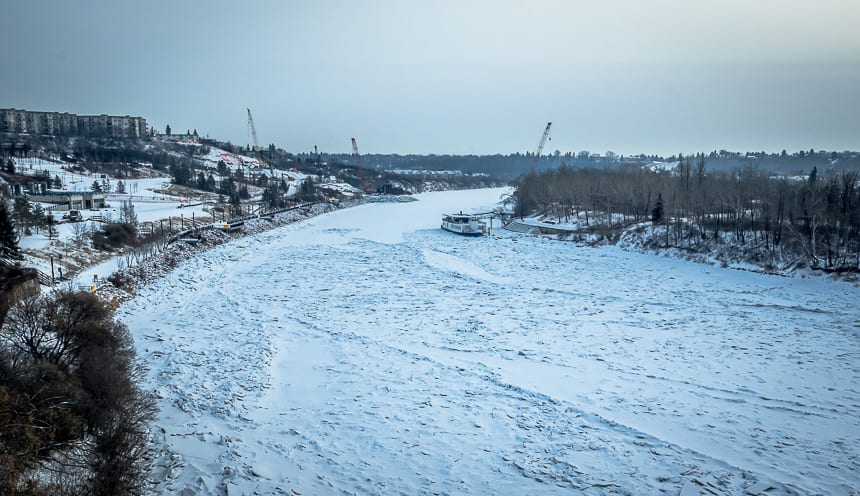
[{"xmin": 62, "ymin": 210, "xmax": 82, "ymax": 222}]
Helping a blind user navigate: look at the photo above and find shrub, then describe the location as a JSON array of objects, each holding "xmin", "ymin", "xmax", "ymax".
[
  {"xmin": 0, "ymin": 291, "xmax": 155, "ymax": 495},
  {"xmin": 92, "ymin": 223, "xmax": 137, "ymax": 250}
]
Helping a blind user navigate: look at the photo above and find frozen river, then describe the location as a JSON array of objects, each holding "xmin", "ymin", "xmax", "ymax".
[{"xmin": 120, "ymin": 188, "xmax": 860, "ymax": 495}]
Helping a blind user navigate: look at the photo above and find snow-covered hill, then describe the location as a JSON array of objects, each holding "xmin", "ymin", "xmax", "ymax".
[
  {"xmin": 118, "ymin": 188, "xmax": 858, "ymax": 495},
  {"xmin": 7, "ymin": 156, "xmax": 213, "ymax": 283}
]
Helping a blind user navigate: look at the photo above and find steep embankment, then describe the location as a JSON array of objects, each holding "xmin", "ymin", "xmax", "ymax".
[
  {"xmin": 617, "ymin": 222, "xmax": 807, "ymax": 276},
  {"xmin": 510, "ymin": 215, "xmax": 857, "ymax": 279}
]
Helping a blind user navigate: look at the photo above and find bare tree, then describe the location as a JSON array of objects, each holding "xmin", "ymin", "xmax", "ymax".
[
  {"xmin": 71, "ymin": 222, "xmax": 89, "ymax": 247},
  {"xmin": 0, "ymin": 291, "xmax": 156, "ymax": 495},
  {"xmin": 512, "ymin": 159, "xmax": 860, "ymax": 271}
]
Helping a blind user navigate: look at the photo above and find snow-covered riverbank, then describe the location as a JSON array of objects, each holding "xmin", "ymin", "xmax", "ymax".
[{"xmin": 119, "ymin": 187, "xmax": 859, "ymax": 495}]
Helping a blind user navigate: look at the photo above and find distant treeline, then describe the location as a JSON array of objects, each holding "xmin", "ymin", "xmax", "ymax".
[
  {"xmin": 5, "ymin": 134, "xmax": 860, "ymax": 180},
  {"xmin": 310, "ymin": 149, "xmax": 860, "ymax": 180},
  {"xmin": 513, "ymin": 159, "xmax": 860, "ymax": 271}
]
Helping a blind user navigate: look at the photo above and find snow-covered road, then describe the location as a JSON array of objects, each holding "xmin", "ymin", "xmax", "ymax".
[{"xmin": 119, "ymin": 188, "xmax": 860, "ymax": 495}]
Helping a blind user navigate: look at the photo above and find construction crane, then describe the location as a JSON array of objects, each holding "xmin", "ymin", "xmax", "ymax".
[
  {"xmin": 529, "ymin": 121, "xmax": 552, "ymax": 174},
  {"xmin": 246, "ymin": 108, "xmax": 271, "ymax": 174},
  {"xmin": 351, "ymin": 137, "xmax": 368, "ymax": 193}
]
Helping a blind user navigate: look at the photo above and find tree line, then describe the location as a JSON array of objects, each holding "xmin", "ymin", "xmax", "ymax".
[{"xmin": 513, "ymin": 159, "xmax": 860, "ymax": 271}]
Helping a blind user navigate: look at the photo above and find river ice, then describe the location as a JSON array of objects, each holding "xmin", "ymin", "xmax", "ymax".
[{"xmin": 119, "ymin": 187, "xmax": 860, "ymax": 495}]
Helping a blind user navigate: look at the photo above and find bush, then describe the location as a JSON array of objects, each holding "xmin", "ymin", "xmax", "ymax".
[
  {"xmin": 0, "ymin": 291, "xmax": 155, "ymax": 495},
  {"xmin": 92, "ymin": 223, "xmax": 137, "ymax": 250},
  {"xmin": 106, "ymin": 271, "xmax": 131, "ymax": 290}
]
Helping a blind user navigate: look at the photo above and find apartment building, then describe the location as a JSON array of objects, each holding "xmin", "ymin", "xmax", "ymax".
[{"xmin": 0, "ymin": 108, "xmax": 148, "ymax": 139}]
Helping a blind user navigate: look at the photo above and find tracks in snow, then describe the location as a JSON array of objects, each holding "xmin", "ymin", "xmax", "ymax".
[{"xmin": 121, "ymin": 201, "xmax": 859, "ymax": 495}]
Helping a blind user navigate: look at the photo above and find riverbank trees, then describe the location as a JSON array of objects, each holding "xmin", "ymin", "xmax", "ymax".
[
  {"xmin": 0, "ymin": 290, "xmax": 155, "ymax": 495},
  {"xmin": 512, "ymin": 159, "xmax": 860, "ymax": 271}
]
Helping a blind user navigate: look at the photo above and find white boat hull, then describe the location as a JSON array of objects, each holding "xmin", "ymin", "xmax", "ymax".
[{"xmin": 441, "ymin": 214, "xmax": 486, "ymax": 236}]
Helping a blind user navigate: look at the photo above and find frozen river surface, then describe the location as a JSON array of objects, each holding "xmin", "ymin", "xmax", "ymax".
[{"xmin": 120, "ymin": 188, "xmax": 860, "ymax": 495}]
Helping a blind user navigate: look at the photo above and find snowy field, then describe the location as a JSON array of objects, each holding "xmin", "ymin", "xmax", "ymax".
[
  {"xmin": 12, "ymin": 156, "xmax": 214, "ymax": 283},
  {"xmin": 119, "ymin": 188, "xmax": 860, "ymax": 495}
]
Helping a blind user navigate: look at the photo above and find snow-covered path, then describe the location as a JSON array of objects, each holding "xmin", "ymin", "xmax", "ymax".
[{"xmin": 119, "ymin": 188, "xmax": 860, "ymax": 495}]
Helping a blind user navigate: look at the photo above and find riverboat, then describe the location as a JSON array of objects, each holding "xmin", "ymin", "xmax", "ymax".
[{"xmin": 441, "ymin": 212, "xmax": 486, "ymax": 236}]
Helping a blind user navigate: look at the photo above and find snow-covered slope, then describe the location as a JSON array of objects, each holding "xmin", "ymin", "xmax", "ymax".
[
  {"xmin": 119, "ymin": 188, "xmax": 859, "ymax": 495},
  {"xmin": 10, "ymin": 156, "xmax": 213, "ymax": 283},
  {"xmin": 198, "ymin": 146, "xmax": 263, "ymax": 173}
]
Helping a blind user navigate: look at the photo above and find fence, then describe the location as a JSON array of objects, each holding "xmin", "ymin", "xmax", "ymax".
[{"xmin": 0, "ymin": 257, "xmax": 55, "ymax": 286}]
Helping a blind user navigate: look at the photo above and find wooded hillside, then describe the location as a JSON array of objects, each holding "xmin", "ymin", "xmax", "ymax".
[{"xmin": 513, "ymin": 159, "xmax": 860, "ymax": 271}]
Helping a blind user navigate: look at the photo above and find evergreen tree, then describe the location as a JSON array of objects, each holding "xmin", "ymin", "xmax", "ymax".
[
  {"xmin": 29, "ymin": 203, "xmax": 46, "ymax": 232},
  {"xmin": 229, "ymin": 191, "xmax": 241, "ymax": 215},
  {"xmin": 300, "ymin": 176, "xmax": 316, "ymax": 201},
  {"xmin": 12, "ymin": 197, "xmax": 31, "ymax": 235},
  {"xmin": 91, "ymin": 180, "xmax": 103, "ymax": 192},
  {"xmin": 115, "ymin": 180, "xmax": 126, "ymax": 194},
  {"xmin": 119, "ymin": 200, "xmax": 138, "ymax": 225},
  {"xmin": 169, "ymin": 162, "xmax": 192, "ymax": 186},
  {"xmin": 220, "ymin": 176, "xmax": 235, "ymax": 196},
  {"xmin": 651, "ymin": 193, "xmax": 664, "ymax": 223},
  {"xmin": 46, "ymin": 212, "xmax": 57, "ymax": 240},
  {"xmin": 262, "ymin": 184, "xmax": 277, "ymax": 208},
  {"xmin": 4, "ymin": 159, "xmax": 15, "ymax": 174},
  {"xmin": 0, "ymin": 202, "xmax": 23, "ymax": 261}
]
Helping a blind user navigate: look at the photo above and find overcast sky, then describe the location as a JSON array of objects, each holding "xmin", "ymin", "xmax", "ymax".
[{"xmin": 2, "ymin": 0, "xmax": 859, "ymax": 156}]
